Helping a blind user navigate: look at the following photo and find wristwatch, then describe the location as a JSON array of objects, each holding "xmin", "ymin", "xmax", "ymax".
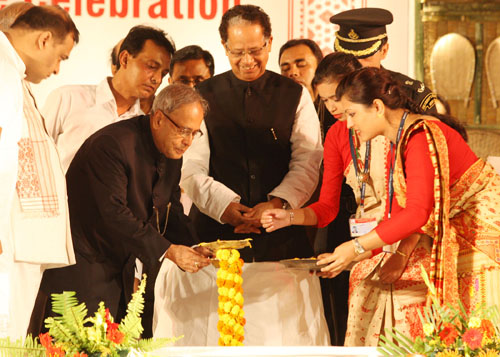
[
  {"xmin": 353, "ymin": 238, "xmax": 366, "ymax": 255},
  {"xmin": 270, "ymin": 196, "xmax": 290, "ymax": 209}
]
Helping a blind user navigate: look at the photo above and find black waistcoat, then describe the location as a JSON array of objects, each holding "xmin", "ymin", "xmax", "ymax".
[{"xmin": 194, "ymin": 70, "xmax": 313, "ymax": 261}]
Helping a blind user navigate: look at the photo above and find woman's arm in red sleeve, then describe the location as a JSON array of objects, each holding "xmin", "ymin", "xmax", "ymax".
[
  {"xmin": 375, "ymin": 129, "xmax": 435, "ymax": 244},
  {"xmin": 308, "ymin": 123, "xmax": 348, "ymax": 227}
]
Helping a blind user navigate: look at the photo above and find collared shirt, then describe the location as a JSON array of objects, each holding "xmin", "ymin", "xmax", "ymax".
[
  {"xmin": 181, "ymin": 79, "xmax": 323, "ymax": 223},
  {"xmin": 42, "ymin": 78, "xmax": 143, "ymax": 173},
  {"xmin": 0, "ymin": 31, "xmax": 25, "ymax": 246}
]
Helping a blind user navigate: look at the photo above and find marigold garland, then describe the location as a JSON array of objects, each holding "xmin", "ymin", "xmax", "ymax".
[{"xmin": 215, "ymin": 248, "xmax": 245, "ymax": 346}]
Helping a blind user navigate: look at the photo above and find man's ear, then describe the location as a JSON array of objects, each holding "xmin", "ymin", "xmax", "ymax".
[
  {"xmin": 221, "ymin": 40, "xmax": 228, "ymax": 55},
  {"xmin": 37, "ymin": 31, "xmax": 52, "ymax": 50},
  {"xmin": 119, "ymin": 50, "xmax": 129, "ymax": 69},
  {"xmin": 151, "ymin": 110, "xmax": 164, "ymax": 129},
  {"xmin": 380, "ymin": 43, "xmax": 389, "ymax": 60},
  {"xmin": 267, "ymin": 35, "xmax": 273, "ymax": 53}
]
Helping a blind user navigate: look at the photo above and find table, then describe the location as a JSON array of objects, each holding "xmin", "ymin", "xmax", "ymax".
[{"xmin": 153, "ymin": 261, "xmax": 330, "ymax": 346}]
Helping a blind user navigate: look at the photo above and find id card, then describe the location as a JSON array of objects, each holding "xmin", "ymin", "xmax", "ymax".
[{"xmin": 349, "ymin": 216, "xmax": 377, "ymax": 237}]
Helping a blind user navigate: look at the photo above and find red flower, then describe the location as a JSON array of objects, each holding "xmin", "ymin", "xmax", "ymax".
[
  {"xmin": 39, "ymin": 333, "xmax": 66, "ymax": 356},
  {"xmin": 73, "ymin": 353, "xmax": 88, "ymax": 357},
  {"xmin": 106, "ymin": 327, "xmax": 125, "ymax": 344},
  {"xmin": 438, "ymin": 322, "xmax": 459, "ymax": 346},
  {"xmin": 105, "ymin": 308, "xmax": 112, "ymax": 325},
  {"xmin": 463, "ymin": 328, "xmax": 483, "ymax": 350},
  {"xmin": 104, "ymin": 308, "xmax": 124, "ymax": 344},
  {"xmin": 39, "ymin": 333, "xmax": 53, "ymax": 348},
  {"xmin": 480, "ymin": 319, "xmax": 495, "ymax": 338}
]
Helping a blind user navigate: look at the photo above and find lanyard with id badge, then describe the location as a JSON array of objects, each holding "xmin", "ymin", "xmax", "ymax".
[
  {"xmin": 348, "ymin": 111, "xmax": 409, "ymax": 252},
  {"xmin": 383, "ymin": 111, "xmax": 409, "ymax": 253},
  {"xmin": 348, "ymin": 131, "xmax": 377, "ymax": 237}
]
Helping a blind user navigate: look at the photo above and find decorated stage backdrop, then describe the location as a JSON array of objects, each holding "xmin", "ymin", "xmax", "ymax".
[{"xmin": 0, "ymin": 0, "xmax": 413, "ymax": 106}]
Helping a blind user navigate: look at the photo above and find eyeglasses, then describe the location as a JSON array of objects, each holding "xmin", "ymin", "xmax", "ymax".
[
  {"xmin": 160, "ymin": 110, "xmax": 203, "ymax": 140},
  {"xmin": 174, "ymin": 77, "xmax": 207, "ymax": 87},
  {"xmin": 225, "ymin": 41, "xmax": 268, "ymax": 58}
]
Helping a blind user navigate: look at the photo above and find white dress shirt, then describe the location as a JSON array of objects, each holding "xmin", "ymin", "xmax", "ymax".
[
  {"xmin": 181, "ymin": 86, "xmax": 323, "ymax": 223},
  {"xmin": 42, "ymin": 78, "xmax": 143, "ymax": 172}
]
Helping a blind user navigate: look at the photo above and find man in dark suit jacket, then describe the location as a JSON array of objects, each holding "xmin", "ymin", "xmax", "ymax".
[{"xmin": 29, "ymin": 83, "xmax": 211, "ymax": 337}]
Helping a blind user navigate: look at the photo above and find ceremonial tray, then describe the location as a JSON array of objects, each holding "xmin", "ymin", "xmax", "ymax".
[
  {"xmin": 195, "ymin": 238, "xmax": 252, "ymax": 251},
  {"xmin": 279, "ymin": 258, "xmax": 327, "ymax": 271}
]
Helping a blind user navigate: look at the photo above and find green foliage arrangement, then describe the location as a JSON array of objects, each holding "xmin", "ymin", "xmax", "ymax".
[
  {"xmin": 0, "ymin": 275, "xmax": 179, "ymax": 357},
  {"xmin": 378, "ymin": 267, "xmax": 500, "ymax": 357}
]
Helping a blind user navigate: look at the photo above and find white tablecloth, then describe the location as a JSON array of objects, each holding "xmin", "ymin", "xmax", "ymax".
[{"xmin": 153, "ymin": 260, "xmax": 330, "ymax": 346}]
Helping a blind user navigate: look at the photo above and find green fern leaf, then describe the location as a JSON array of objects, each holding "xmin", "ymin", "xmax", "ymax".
[
  {"xmin": 133, "ymin": 335, "xmax": 182, "ymax": 352},
  {"xmin": 0, "ymin": 336, "xmax": 45, "ymax": 357},
  {"xmin": 119, "ymin": 275, "xmax": 146, "ymax": 342}
]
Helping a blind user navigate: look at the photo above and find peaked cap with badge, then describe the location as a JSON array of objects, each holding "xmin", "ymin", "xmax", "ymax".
[
  {"xmin": 330, "ymin": 8, "xmax": 393, "ymax": 59},
  {"xmin": 330, "ymin": 7, "xmax": 437, "ymax": 113}
]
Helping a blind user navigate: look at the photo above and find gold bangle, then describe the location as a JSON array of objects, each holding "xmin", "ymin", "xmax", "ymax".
[
  {"xmin": 395, "ymin": 250, "xmax": 408, "ymax": 257},
  {"xmin": 289, "ymin": 211, "xmax": 294, "ymax": 225}
]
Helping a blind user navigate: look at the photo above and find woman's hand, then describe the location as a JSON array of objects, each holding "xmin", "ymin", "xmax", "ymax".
[
  {"xmin": 260, "ymin": 209, "xmax": 290, "ymax": 232},
  {"xmin": 378, "ymin": 252, "xmax": 409, "ymax": 284},
  {"xmin": 316, "ymin": 240, "xmax": 357, "ymax": 278}
]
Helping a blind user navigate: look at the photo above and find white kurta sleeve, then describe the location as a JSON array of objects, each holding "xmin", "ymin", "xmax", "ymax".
[
  {"xmin": 41, "ymin": 87, "xmax": 69, "ymax": 142},
  {"xmin": 267, "ymin": 86, "xmax": 323, "ymax": 208},
  {"xmin": 181, "ymin": 120, "xmax": 240, "ymax": 224}
]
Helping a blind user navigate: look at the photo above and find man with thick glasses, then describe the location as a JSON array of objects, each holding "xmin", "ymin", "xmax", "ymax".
[
  {"xmin": 155, "ymin": 4, "xmax": 328, "ymax": 346},
  {"xmin": 30, "ymin": 84, "xmax": 211, "ymax": 339}
]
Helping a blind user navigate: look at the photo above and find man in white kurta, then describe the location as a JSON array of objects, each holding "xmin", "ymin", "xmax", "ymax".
[
  {"xmin": 42, "ymin": 26, "xmax": 175, "ymax": 173},
  {"xmin": 0, "ymin": 5, "xmax": 78, "ymax": 339}
]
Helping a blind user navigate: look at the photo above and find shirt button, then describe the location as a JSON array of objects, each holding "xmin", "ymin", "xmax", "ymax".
[{"xmin": 250, "ymin": 174, "xmax": 256, "ymax": 180}]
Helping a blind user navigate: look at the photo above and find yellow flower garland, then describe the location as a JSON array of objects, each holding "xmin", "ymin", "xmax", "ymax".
[{"xmin": 216, "ymin": 249, "xmax": 245, "ymax": 346}]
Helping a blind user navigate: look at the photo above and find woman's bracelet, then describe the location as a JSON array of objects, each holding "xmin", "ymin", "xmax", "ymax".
[
  {"xmin": 289, "ymin": 210, "xmax": 294, "ymax": 225},
  {"xmin": 395, "ymin": 249, "xmax": 408, "ymax": 257}
]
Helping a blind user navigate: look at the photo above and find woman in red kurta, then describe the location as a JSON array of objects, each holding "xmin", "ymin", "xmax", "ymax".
[
  {"xmin": 316, "ymin": 67, "xmax": 500, "ymax": 314},
  {"xmin": 262, "ymin": 53, "xmax": 434, "ymax": 345}
]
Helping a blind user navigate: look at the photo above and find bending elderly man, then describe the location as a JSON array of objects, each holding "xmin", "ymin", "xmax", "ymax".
[{"xmin": 29, "ymin": 84, "xmax": 211, "ymax": 336}]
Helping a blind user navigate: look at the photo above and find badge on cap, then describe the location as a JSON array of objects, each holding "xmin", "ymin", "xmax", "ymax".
[{"xmin": 348, "ymin": 29, "xmax": 359, "ymax": 40}]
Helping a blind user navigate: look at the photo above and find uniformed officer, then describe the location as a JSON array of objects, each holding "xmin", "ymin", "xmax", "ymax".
[{"xmin": 330, "ymin": 7, "xmax": 436, "ymax": 113}]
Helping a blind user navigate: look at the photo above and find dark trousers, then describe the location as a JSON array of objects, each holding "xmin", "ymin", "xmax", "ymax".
[
  {"xmin": 315, "ymin": 181, "xmax": 356, "ymax": 346},
  {"xmin": 28, "ymin": 252, "xmax": 138, "ymax": 337}
]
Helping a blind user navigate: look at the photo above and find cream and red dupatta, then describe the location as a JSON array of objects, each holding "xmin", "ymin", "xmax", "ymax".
[{"xmin": 394, "ymin": 118, "xmax": 500, "ymax": 311}]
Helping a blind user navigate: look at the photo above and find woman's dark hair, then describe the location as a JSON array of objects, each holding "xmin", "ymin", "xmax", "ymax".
[
  {"xmin": 311, "ymin": 52, "xmax": 362, "ymax": 89},
  {"xmin": 336, "ymin": 67, "xmax": 468, "ymax": 141}
]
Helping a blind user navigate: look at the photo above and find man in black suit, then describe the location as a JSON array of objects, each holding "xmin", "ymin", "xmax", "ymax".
[{"xmin": 29, "ymin": 83, "xmax": 211, "ymax": 336}]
